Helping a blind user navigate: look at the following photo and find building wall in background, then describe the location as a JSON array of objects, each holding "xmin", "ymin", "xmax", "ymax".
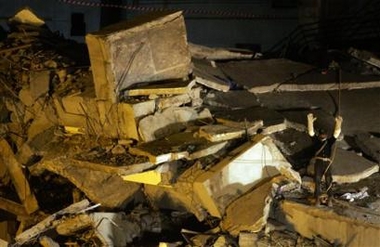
[{"xmin": 0, "ymin": 0, "xmax": 299, "ymax": 51}]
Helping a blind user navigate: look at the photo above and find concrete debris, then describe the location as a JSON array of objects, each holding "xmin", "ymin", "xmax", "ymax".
[
  {"xmin": 1, "ymin": 7, "xmax": 380, "ymax": 247},
  {"xmin": 14, "ymin": 199, "xmax": 91, "ymax": 246},
  {"xmin": 189, "ymin": 42, "xmax": 255, "ymax": 60},
  {"xmin": 122, "ymin": 78, "xmax": 196, "ymax": 97},
  {"xmin": 192, "ymin": 59, "xmax": 232, "ymax": 92},
  {"xmin": 203, "ymin": 90, "xmax": 260, "ymax": 110},
  {"xmin": 0, "ymin": 138, "xmax": 39, "ymax": 215},
  {"xmin": 341, "ymin": 187, "xmax": 369, "ymax": 202},
  {"xmin": 217, "ymin": 58, "xmax": 380, "ymax": 94},
  {"xmin": 86, "ymin": 11, "xmax": 191, "ymax": 102},
  {"xmin": 221, "ymin": 176, "xmax": 284, "ymax": 236},
  {"xmin": 8, "ymin": 7, "xmax": 45, "ymax": 27},
  {"xmin": 280, "ymin": 200, "xmax": 380, "ymax": 246},
  {"xmin": 138, "ymin": 106, "xmax": 212, "ymax": 142},
  {"xmin": 348, "ymin": 47, "xmax": 380, "ymax": 69},
  {"xmin": 31, "ymin": 158, "xmax": 142, "ymax": 209},
  {"xmin": 353, "ymin": 132, "xmax": 380, "ymax": 163}
]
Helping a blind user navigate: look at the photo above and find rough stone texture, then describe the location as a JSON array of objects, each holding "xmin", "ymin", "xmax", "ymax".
[
  {"xmin": 86, "ymin": 11, "xmax": 191, "ymax": 102},
  {"xmin": 280, "ymin": 200, "xmax": 380, "ymax": 246}
]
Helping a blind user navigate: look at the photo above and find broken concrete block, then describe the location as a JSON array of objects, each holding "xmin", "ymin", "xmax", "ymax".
[
  {"xmin": 194, "ymin": 135, "xmax": 301, "ymax": 217},
  {"xmin": 193, "ymin": 135, "xmax": 300, "ymax": 218},
  {"xmin": 18, "ymin": 87, "xmax": 34, "ymax": 106},
  {"xmin": 280, "ymin": 200, "xmax": 380, "ymax": 246},
  {"xmin": 354, "ymin": 132, "xmax": 380, "ymax": 163},
  {"xmin": 53, "ymin": 96, "xmax": 87, "ymax": 129},
  {"xmin": 203, "ymin": 90, "xmax": 260, "ymax": 110},
  {"xmin": 26, "ymin": 106, "xmax": 56, "ymax": 141},
  {"xmin": 29, "ymin": 71, "xmax": 50, "ymax": 100},
  {"xmin": 39, "ymin": 236, "xmax": 60, "ymax": 247},
  {"xmin": 89, "ymin": 210, "xmax": 161, "ymax": 246},
  {"xmin": 221, "ymin": 177, "xmax": 281, "ymax": 236},
  {"xmin": 348, "ymin": 47, "xmax": 380, "ymax": 69},
  {"xmin": 238, "ymin": 232, "xmax": 259, "ymax": 247},
  {"xmin": 144, "ymin": 175, "xmax": 208, "ymax": 221},
  {"xmin": 218, "ymin": 59, "xmax": 380, "ymax": 93},
  {"xmin": 331, "ymin": 148, "xmax": 379, "ymax": 183},
  {"xmin": 156, "ymin": 87, "xmax": 202, "ymax": 110},
  {"xmin": 197, "ymin": 124, "xmax": 250, "ymax": 142},
  {"xmin": 213, "ymin": 106, "xmax": 285, "ymax": 135},
  {"xmin": 218, "ymin": 59, "xmax": 314, "ymax": 93},
  {"xmin": 14, "ymin": 200, "xmax": 90, "ymax": 246},
  {"xmin": 189, "ymin": 42, "xmax": 254, "ymax": 60},
  {"xmin": 129, "ymin": 131, "xmax": 227, "ymax": 164},
  {"xmin": 86, "ymin": 11, "xmax": 191, "ymax": 102},
  {"xmin": 55, "ymin": 214, "xmax": 93, "ymax": 236},
  {"xmin": 138, "ymin": 106, "xmax": 212, "ymax": 142},
  {"xmin": 121, "ymin": 162, "xmax": 176, "ymax": 186},
  {"xmin": 0, "ymin": 138, "xmax": 39, "ymax": 214},
  {"xmin": 192, "ymin": 59, "xmax": 231, "ymax": 92},
  {"xmin": 123, "ymin": 78, "xmax": 195, "ymax": 97},
  {"xmin": 9, "ymin": 7, "xmax": 45, "ymax": 26},
  {"xmin": 32, "ymin": 158, "xmax": 141, "ymax": 209},
  {"xmin": 0, "ymin": 197, "xmax": 28, "ymax": 217},
  {"xmin": 123, "ymin": 99, "xmax": 156, "ymax": 118}
]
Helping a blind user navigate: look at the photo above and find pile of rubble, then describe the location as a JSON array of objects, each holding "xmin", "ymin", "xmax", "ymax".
[{"xmin": 1, "ymin": 8, "xmax": 380, "ymax": 247}]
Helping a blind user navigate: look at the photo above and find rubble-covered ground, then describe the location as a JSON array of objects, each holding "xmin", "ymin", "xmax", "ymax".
[{"xmin": 1, "ymin": 8, "xmax": 380, "ymax": 247}]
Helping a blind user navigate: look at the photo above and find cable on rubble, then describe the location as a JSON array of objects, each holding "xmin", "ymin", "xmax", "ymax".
[{"xmin": 57, "ymin": 0, "xmax": 296, "ymax": 19}]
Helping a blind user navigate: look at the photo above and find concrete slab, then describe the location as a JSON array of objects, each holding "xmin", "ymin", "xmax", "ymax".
[
  {"xmin": 192, "ymin": 59, "xmax": 231, "ymax": 92},
  {"xmin": 348, "ymin": 47, "xmax": 380, "ymax": 69},
  {"xmin": 217, "ymin": 58, "xmax": 380, "ymax": 94},
  {"xmin": 213, "ymin": 106, "xmax": 286, "ymax": 134},
  {"xmin": 86, "ymin": 11, "xmax": 191, "ymax": 102},
  {"xmin": 354, "ymin": 132, "xmax": 380, "ymax": 163},
  {"xmin": 256, "ymin": 88, "xmax": 380, "ymax": 135},
  {"xmin": 31, "ymin": 158, "xmax": 141, "ymax": 209},
  {"xmin": 123, "ymin": 78, "xmax": 196, "ymax": 97},
  {"xmin": 156, "ymin": 87, "xmax": 202, "ymax": 110},
  {"xmin": 189, "ymin": 43, "xmax": 254, "ymax": 60},
  {"xmin": 197, "ymin": 124, "xmax": 248, "ymax": 142},
  {"xmin": 121, "ymin": 162, "xmax": 176, "ymax": 186},
  {"xmin": 203, "ymin": 90, "xmax": 260, "ymax": 110},
  {"xmin": 280, "ymin": 200, "xmax": 380, "ymax": 246},
  {"xmin": 193, "ymin": 135, "xmax": 300, "ymax": 218},
  {"xmin": 129, "ymin": 131, "xmax": 227, "ymax": 164},
  {"xmin": 0, "ymin": 138, "xmax": 39, "ymax": 214},
  {"xmin": 218, "ymin": 58, "xmax": 314, "ymax": 92},
  {"xmin": 221, "ymin": 177, "xmax": 283, "ymax": 237},
  {"xmin": 138, "ymin": 106, "xmax": 212, "ymax": 142},
  {"xmin": 332, "ymin": 148, "xmax": 379, "ymax": 184}
]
